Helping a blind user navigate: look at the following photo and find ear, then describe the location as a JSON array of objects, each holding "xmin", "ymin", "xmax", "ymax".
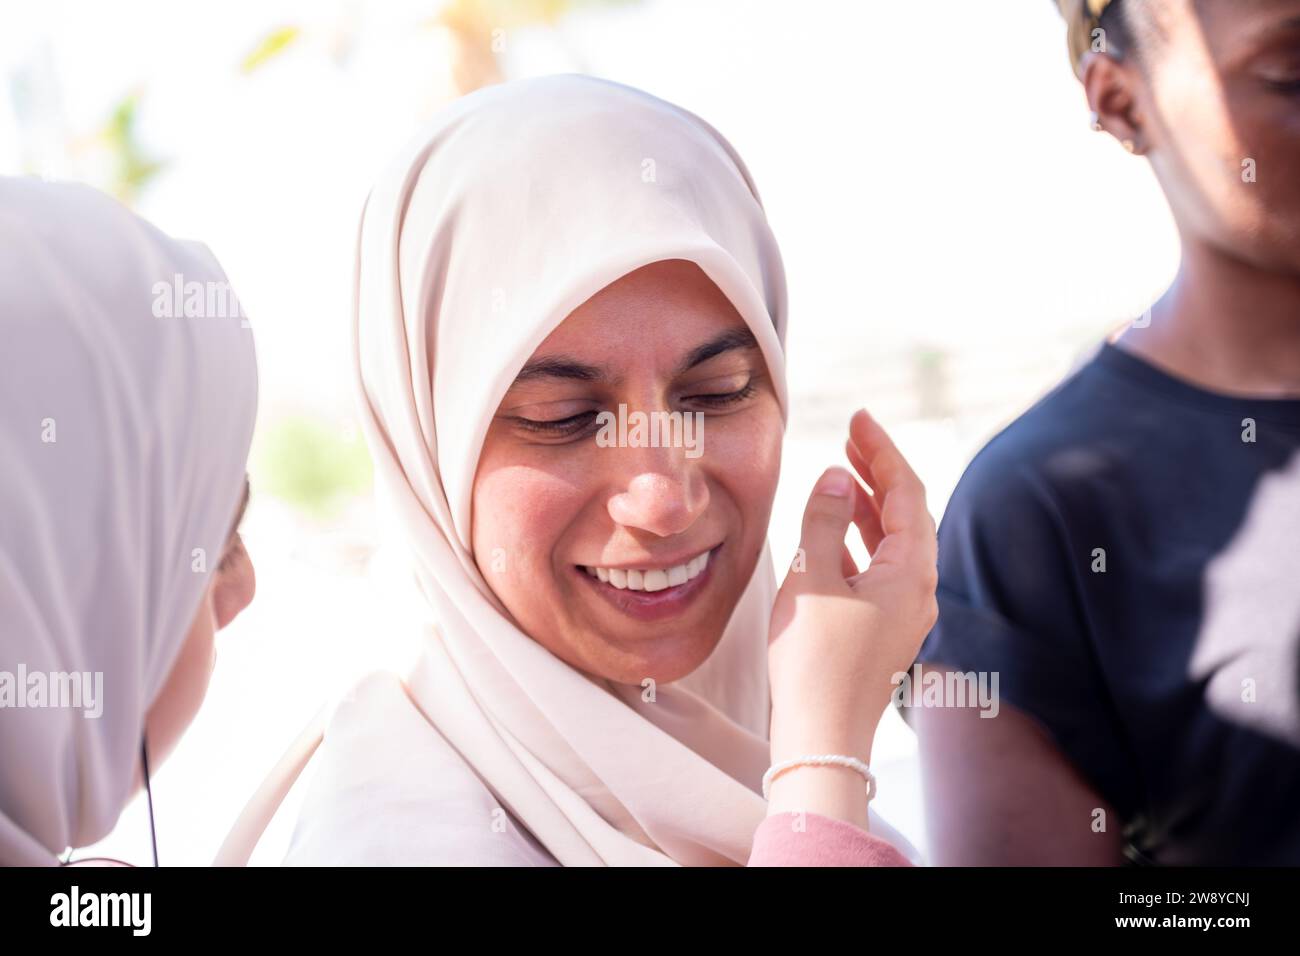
[
  {"xmin": 213, "ymin": 534, "xmax": 256, "ymax": 629},
  {"xmin": 1081, "ymin": 51, "xmax": 1151, "ymax": 155}
]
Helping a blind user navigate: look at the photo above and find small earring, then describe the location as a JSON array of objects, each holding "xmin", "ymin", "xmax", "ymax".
[
  {"xmin": 1122, "ymin": 138, "xmax": 1138, "ymax": 154},
  {"xmin": 1090, "ymin": 111, "xmax": 1103, "ymax": 132}
]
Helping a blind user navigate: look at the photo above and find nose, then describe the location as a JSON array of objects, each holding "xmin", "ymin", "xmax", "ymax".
[{"xmin": 607, "ymin": 453, "xmax": 710, "ymax": 538}]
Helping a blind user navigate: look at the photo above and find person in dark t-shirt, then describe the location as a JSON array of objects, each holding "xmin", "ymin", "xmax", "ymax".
[
  {"xmin": 907, "ymin": 0, "xmax": 1300, "ymax": 865},
  {"xmin": 912, "ymin": 344, "xmax": 1300, "ymax": 864}
]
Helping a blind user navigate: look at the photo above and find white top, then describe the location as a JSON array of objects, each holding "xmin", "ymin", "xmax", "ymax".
[{"xmin": 282, "ymin": 672, "xmax": 558, "ymax": 866}]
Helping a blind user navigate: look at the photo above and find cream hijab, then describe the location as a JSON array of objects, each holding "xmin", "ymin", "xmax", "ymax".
[
  {"xmin": 0, "ymin": 177, "xmax": 257, "ymax": 865},
  {"xmin": 297, "ymin": 74, "xmax": 909, "ymax": 866}
]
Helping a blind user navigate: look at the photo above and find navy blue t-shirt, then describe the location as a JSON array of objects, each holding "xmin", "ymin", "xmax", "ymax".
[{"xmin": 912, "ymin": 342, "xmax": 1300, "ymax": 865}]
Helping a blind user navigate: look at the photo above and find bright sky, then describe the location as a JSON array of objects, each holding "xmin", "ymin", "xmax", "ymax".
[{"xmin": 2, "ymin": 0, "xmax": 1180, "ymax": 421}]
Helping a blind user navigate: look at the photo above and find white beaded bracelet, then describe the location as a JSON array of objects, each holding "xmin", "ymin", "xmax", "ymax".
[{"xmin": 761, "ymin": 754, "xmax": 877, "ymax": 802}]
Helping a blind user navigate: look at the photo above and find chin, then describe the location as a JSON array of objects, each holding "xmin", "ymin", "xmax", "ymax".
[{"xmin": 590, "ymin": 622, "xmax": 729, "ymax": 686}]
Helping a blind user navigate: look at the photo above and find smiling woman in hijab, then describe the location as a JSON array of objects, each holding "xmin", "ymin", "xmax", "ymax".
[
  {"xmin": 0, "ymin": 177, "xmax": 258, "ymax": 866},
  {"xmin": 223, "ymin": 74, "xmax": 937, "ymax": 867}
]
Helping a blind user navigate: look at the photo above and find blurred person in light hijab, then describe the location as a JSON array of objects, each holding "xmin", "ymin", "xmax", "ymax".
[{"xmin": 0, "ymin": 177, "xmax": 258, "ymax": 866}]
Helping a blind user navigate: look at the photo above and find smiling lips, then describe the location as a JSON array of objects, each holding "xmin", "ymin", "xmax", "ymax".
[
  {"xmin": 576, "ymin": 545, "xmax": 719, "ymax": 622},
  {"xmin": 582, "ymin": 548, "xmax": 711, "ymax": 592}
]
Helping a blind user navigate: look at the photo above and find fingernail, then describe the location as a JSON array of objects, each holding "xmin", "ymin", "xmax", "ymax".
[{"xmin": 816, "ymin": 469, "xmax": 853, "ymax": 498}]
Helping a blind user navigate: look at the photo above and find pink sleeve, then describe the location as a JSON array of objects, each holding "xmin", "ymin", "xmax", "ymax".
[{"xmin": 747, "ymin": 811, "xmax": 914, "ymax": 867}]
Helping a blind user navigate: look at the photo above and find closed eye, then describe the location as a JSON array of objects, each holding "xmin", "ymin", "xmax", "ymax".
[
  {"xmin": 507, "ymin": 379, "xmax": 759, "ymax": 441},
  {"xmin": 509, "ymin": 411, "xmax": 600, "ymax": 436},
  {"xmin": 684, "ymin": 381, "xmax": 757, "ymax": 408}
]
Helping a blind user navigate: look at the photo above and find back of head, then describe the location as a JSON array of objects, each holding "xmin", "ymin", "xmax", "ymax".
[{"xmin": 0, "ymin": 177, "xmax": 257, "ymax": 864}]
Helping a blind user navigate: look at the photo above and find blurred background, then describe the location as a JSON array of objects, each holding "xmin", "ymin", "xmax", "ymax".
[{"xmin": 1, "ymin": 0, "xmax": 1180, "ymax": 864}]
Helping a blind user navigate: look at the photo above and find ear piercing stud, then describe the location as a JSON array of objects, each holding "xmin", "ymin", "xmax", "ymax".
[{"xmin": 1092, "ymin": 112, "xmax": 1142, "ymax": 154}]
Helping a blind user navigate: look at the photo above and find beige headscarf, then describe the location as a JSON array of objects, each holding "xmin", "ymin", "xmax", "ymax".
[
  {"xmin": 0, "ymin": 177, "xmax": 257, "ymax": 865},
  {"xmin": 342, "ymin": 74, "xmax": 905, "ymax": 866},
  {"xmin": 1057, "ymin": 0, "xmax": 1118, "ymax": 77}
]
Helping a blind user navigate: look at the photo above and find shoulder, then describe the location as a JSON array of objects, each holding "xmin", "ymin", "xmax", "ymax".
[
  {"xmin": 927, "ymin": 354, "xmax": 1133, "ymax": 617},
  {"xmin": 283, "ymin": 671, "xmax": 557, "ymax": 866},
  {"xmin": 946, "ymin": 349, "xmax": 1131, "ymax": 527}
]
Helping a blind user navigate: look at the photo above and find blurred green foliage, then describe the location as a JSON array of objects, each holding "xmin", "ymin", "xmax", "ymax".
[
  {"xmin": 255, "ymin": 415, "xmax": 372, "ymax": 518},
  {"xmin": 99, "ymin": 91, "xmax": 166, "ymax": 202},
  {"xmin": 238, "ymin": 0, "xmax": 643, "ymax": 93},
  {"xmin": 240, "ymin": 25, "xmax": 303, "ymax": 74}
]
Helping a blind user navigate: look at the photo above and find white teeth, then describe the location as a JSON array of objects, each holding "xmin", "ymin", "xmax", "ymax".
[
  {"xmin": 643, "ymin": 569, "xmax": 669, "ymax": 592},
  {"xmin": 584, "ymin": 549, "xmax": 711, "ymax": 591}
]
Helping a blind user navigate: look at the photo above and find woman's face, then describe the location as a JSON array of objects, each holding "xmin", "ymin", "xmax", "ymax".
[
  {"xmin": 141, "ymin": 486, "xmax": 256, "ymax": 777},
  {"xmin": 471, "ymin": 259, "xmax": 782, "ymax": 685},
  {"xmin": 1123, "ymin": 0, "xmax": 1300, "ymax": 273}
]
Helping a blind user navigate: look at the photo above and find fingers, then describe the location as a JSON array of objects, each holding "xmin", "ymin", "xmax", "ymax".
[
  {"xmin": 848, "ymin": 409, "xmax": 935, "ymax": 549},
  {"xmin": 848, "ymin": 408, "xmax": 920, "ymax": 501},
  {"xmin": 845, "ymin": 438, "xmax": 884, "ymax": 554},
  {"xmin": 796, "ymin": 467, "xmax": 857, "ymax": 582},
  {"xmin": 840, "ymin": 543, "xmax": 859, "ymax": 579}
]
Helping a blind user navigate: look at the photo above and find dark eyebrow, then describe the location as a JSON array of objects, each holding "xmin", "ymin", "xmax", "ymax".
[
  {"xmin": 512, "ymin": 356, "xmax": 608, "ymax": 386},
  {"xmin": 509, "ymin": 326, "xmax": 761, "ymax": 389},
  {"xmin": 675, "ymin": 327, "xmax": 760, "ymax": 375}
]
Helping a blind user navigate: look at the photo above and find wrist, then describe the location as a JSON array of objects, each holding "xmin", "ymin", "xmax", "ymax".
[
  {"xmin": 765, "ymin": 761, "xmax": 872, "ymax": 831},
  {"xmin": 768, "ymin": 708, "xmax": 878, "ymax": 767}
]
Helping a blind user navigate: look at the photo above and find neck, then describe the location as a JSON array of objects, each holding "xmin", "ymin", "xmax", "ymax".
[{"xmin": 1114, "ymin": 239, "xmax": 1300, "ymax": 399}]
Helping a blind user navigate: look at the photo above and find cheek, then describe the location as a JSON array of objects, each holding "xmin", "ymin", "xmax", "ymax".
[
  {"xmin": 1232, "ymin": 103, "xmax": 1300, "ymax": 241},
  {"xmin": 707, "ymin": 403, "xmax": 783, "ymax": 536},
  {"xmin": 213, "ymin": 551, "xmax": 255, "ymax": 629},
  {"xmin": 1158, "ymin": 76, "xmax": 1242, "ymax": 191},
  {"xmin": 1158, "ymin": 69, "xmax": 1300, "ymax": 249},
  {"xmin": 144, "ymin": 590, "xmax": 218, "ymax": 767},
  {"xmin": 472, "ymin": 460, "xmax": 589, "ymax": 584}
]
